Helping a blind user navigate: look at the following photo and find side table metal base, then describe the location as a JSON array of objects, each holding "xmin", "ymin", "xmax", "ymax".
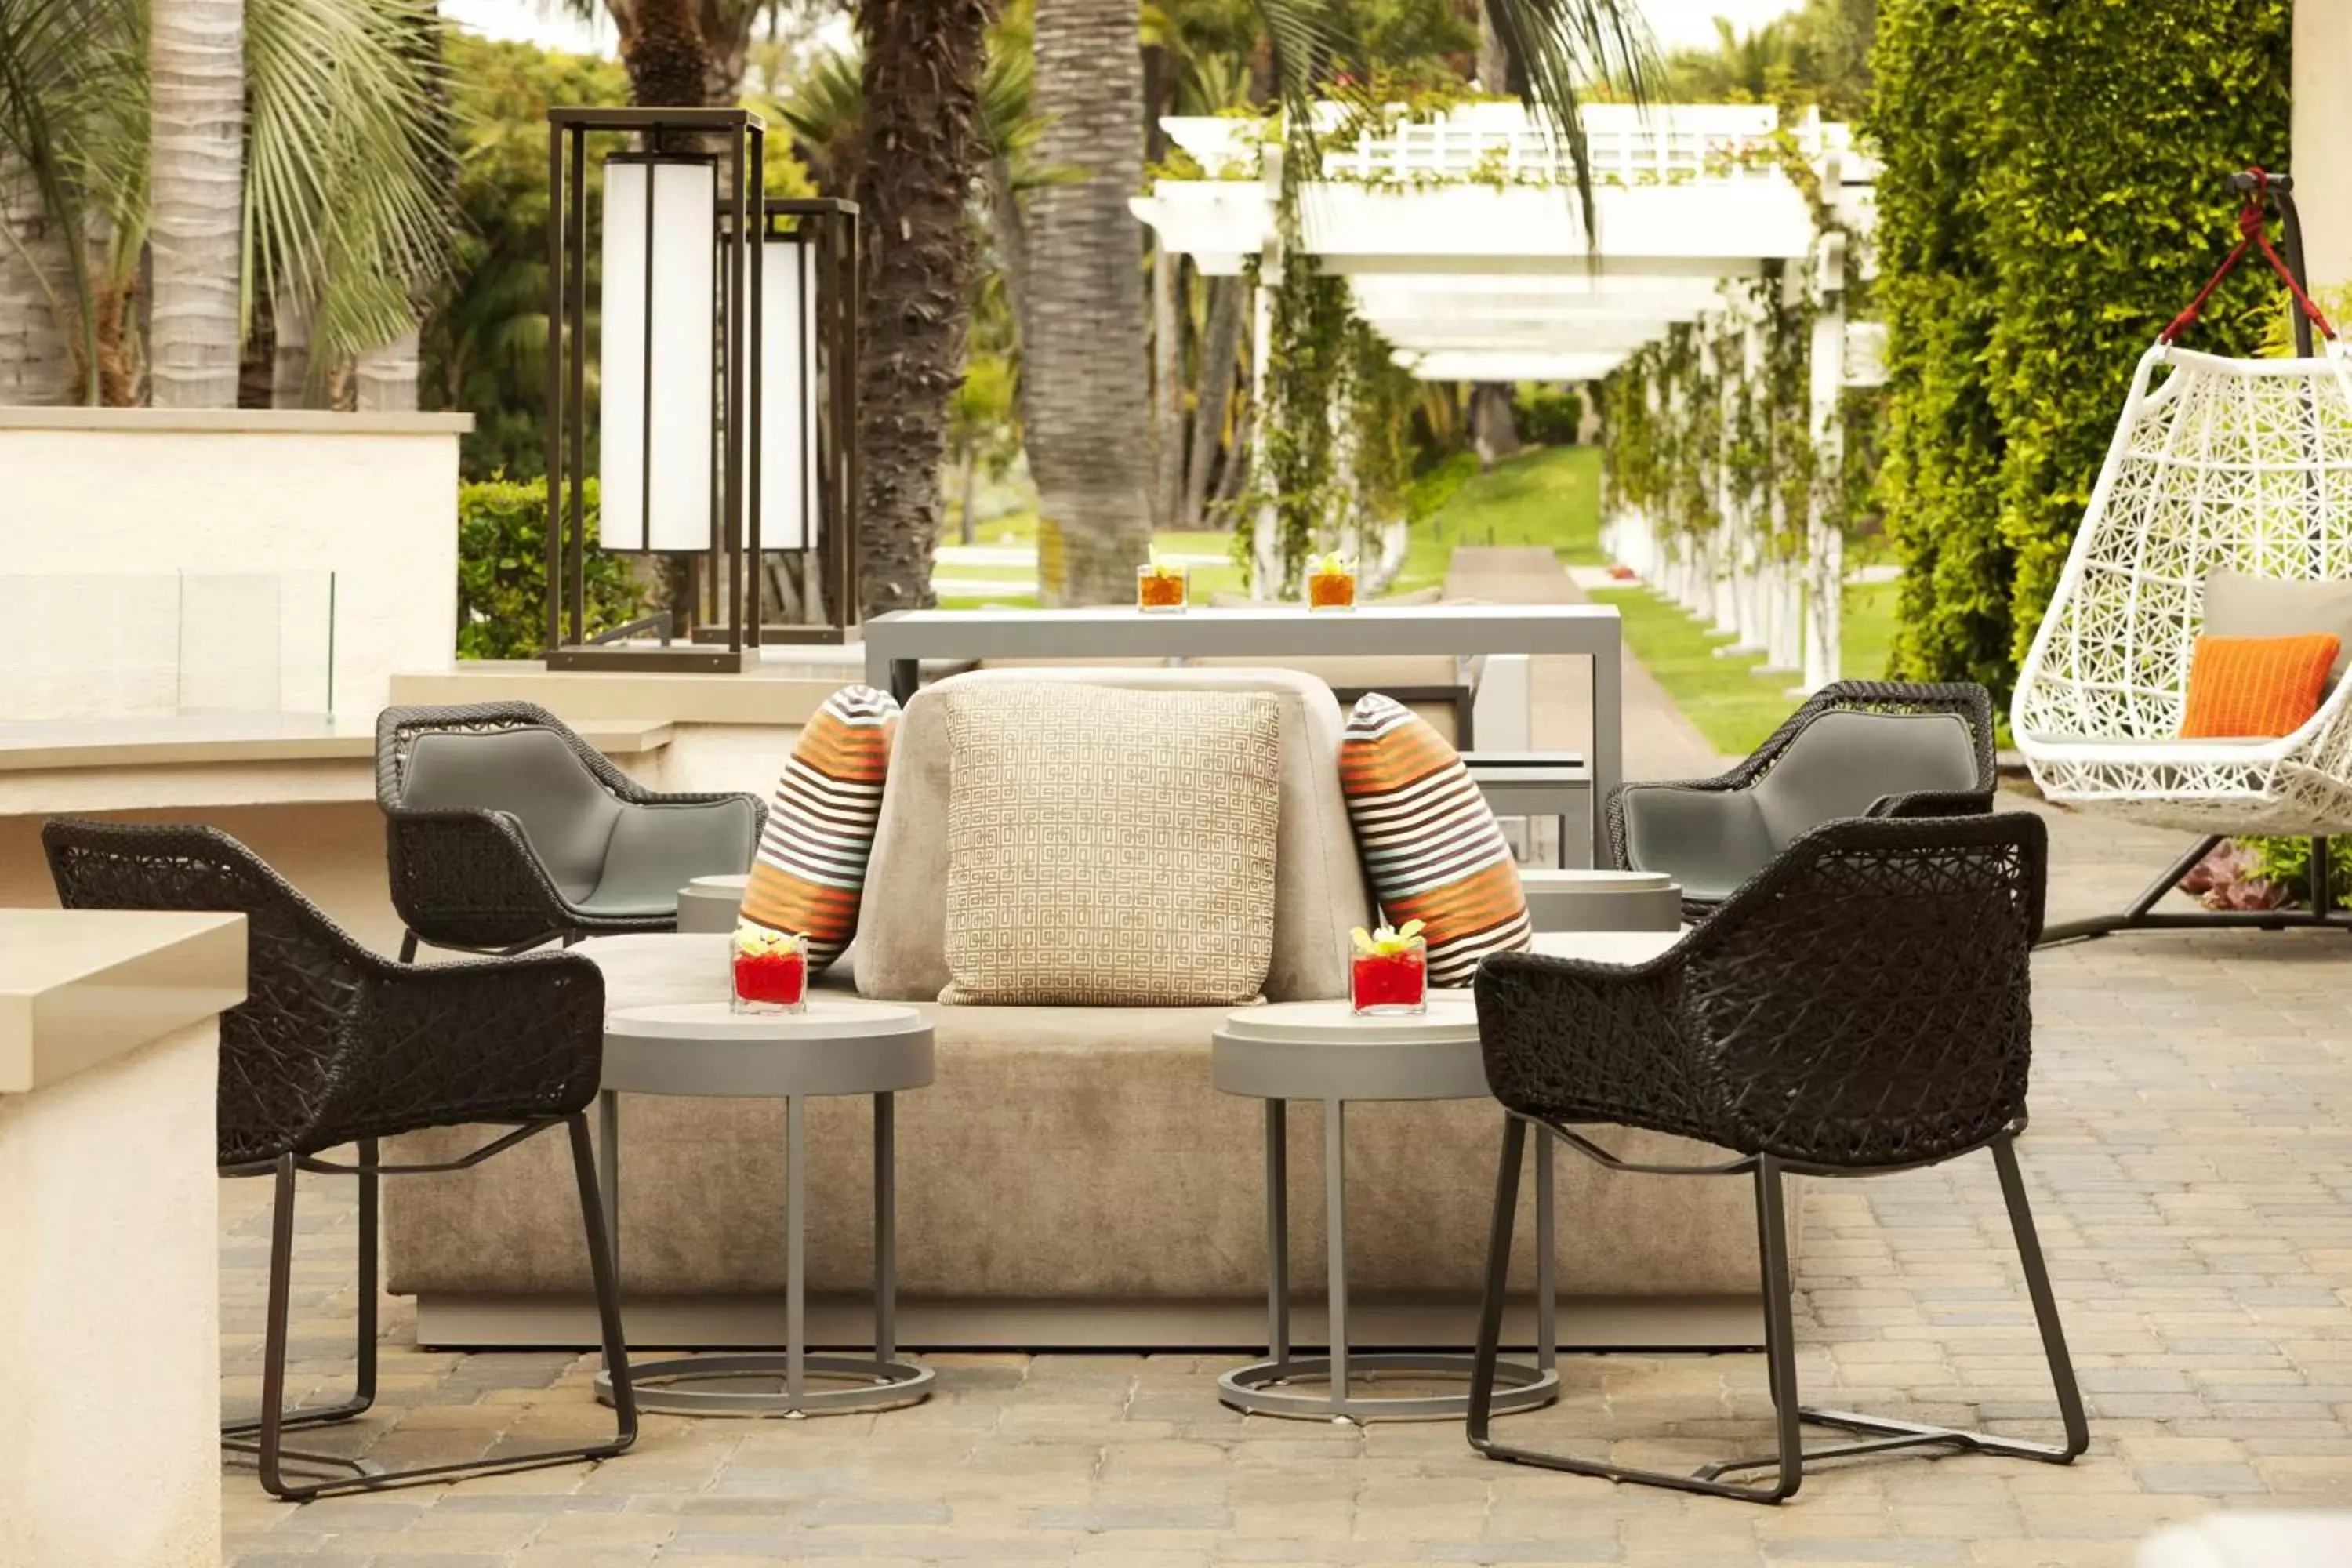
[
  {"xmin": 594, "ymin": 1353, "xmax": 934, "ymax": 1417},
  {"xmin": 1219, "ymin": 1352, "xmax": 1557, "ymax": 1424}
]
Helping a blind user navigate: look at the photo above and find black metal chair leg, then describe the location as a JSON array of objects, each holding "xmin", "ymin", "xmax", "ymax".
[
  {"xmin": 1465, "ymin": 1115, "xmax": 1527, "ymax": 1448},
  {"xmin": 250, "ymin": 1116, "xmax": 636, "ymax": 1502},
  {"xmin": 398, "ymin": 931, "xmax": 419, "ymax": 964},
  {"xmin": 224, "ymin": 1142, "xmax": 377, "ymax": 1444}
]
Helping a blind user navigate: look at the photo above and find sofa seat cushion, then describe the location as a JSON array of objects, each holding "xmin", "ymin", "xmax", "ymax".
[{"xmin": 936, "ymin": 682, "xmax": 1282, "ymax": 1006}]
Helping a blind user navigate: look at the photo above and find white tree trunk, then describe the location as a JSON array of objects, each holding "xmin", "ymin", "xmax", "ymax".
[
  {"xmin": 270, "ymin": 289, "xmax": 313, "ymax": 409},
  {"xmin": 0, "ymin": 159, "xmax": 72, "ymax": 405},
  {"xmin": 150, "ymin": 0, "xmax": 247, "ymax": 408},
  {"xmin": 1149, "ymin": 237, "xmax": 1184, "ymax": 532},
  {"xmin": 354, "ymin": 329, "xmax": 421, "ymax": 412}
]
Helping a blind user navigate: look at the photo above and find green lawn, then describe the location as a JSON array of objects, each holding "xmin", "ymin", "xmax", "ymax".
[{"xmin": 1589, "ymin": 579, "xmax": 1899, "ymax": 756}]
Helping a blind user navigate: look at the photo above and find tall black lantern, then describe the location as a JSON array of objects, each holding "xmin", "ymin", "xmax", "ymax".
[{"xmin": 543, "ymin": 106, "xmax": 859, "ymax": 672}]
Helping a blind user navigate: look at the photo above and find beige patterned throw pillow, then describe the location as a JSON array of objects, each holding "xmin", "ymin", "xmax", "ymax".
[{"xmin": 939, "ymin": 683, "xmax": 1281, "ymax": 1006}]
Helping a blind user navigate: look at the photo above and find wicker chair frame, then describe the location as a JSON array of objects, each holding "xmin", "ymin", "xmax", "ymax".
[
  {"xmin": 1468, "ymin": 812, "xmax": 2087, "ymax": 1502},
  {"xmin": 376, "ymin": 701, "xmax": 766, "ymax": 956},
  {"xmin": 1603, "ymin": 681, "xmax": 1998, "ymax": 920},
  {"xmin": 42, "ymin": 819, "xmax": 636, "ymax": 1501}
]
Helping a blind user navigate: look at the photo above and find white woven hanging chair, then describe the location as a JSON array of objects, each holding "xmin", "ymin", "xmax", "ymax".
[{"xmin": 2013, "ymin": 339, "xmax": 2352, "ymax": 838}]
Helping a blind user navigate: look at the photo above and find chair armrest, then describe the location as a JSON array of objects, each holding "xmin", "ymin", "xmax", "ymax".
[
  {"xmin": 1474, "ymin": 949, "xmax": 1717, "ymax": 1145},
  {"xmin": 1866, "ymin": 788, "xmax": 1997, "ymax": 820},
  {"xmin": 333, "ymin": 951, "xmax": 606, "ymax": 1144},
  {"xmin": 1603, "ymin": 771, "xmax": 1746, "ymax": 869},
  {"xmin": 384, "ymin": 808, "xmax": 572, "ymax": 948}
]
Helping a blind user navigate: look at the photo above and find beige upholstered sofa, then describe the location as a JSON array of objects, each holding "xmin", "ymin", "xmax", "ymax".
[{"xmin": 383, "ymin": 668, "xmax": 1766, "ymax": 1349}]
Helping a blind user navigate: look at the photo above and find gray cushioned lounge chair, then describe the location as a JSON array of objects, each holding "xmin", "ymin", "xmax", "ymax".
[
  {"xmin": 1606, "ymin": 681, "xmax": 1997, "ymax": 916},
  {"xmin": 378, "ymin": 701, "xmax": 764, "ymax": 957}
]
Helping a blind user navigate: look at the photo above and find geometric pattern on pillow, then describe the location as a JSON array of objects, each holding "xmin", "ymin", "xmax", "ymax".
[
  {"xmin": 738, "ymin": 684, "xmax": 900, "ymax": 973},
  {"xmin": 1338, "ymin": 692, "xmax": 1530, "ymax": 987}
]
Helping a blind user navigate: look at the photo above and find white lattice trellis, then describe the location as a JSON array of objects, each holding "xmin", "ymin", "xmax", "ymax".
[{"xmin": 2013, "ymin": 341, "xmax": 2352, "ymax": 835}]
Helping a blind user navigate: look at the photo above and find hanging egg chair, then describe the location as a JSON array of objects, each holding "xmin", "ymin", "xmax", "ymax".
[{"xmin": 2011, "ymin": 169, "xmax": 2352, "ymax": 941}]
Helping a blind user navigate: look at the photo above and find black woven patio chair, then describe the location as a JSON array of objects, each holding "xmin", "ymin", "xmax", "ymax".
[
  {"xmin": 42, "ymin": 818, "xmax": 636, "ymax": 1503},
  {"xmin": 377, "ymin": 701, "xmax": 764, "ymax": 958},
  {"xmin": 1605, "ymin": 681, "xmax": 1998, "ymax": 918},
  {"xmin": 1468, "ymin": 811, "xmax": 2085, "ymax": 1504}
]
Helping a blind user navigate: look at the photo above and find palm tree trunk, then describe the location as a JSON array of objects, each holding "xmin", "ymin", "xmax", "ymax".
[
  {"xmin": 270, "ymin": 287, "xmax": 312, "ymax": 408},
  {"xmin": 855, "ymin": 0, "xmax": 991, "ymax": 615},
  {"xmin": 1470, "ymin": 381, "xmax": 1519, "ymax": 470},
  {"xmin": 355, "ymin": 328, "xmax": 421, "ymax": 412},
  {"xmin": 1149, "ymin": 238, "xmax": 1184, "ymax": 531},
  {"xmin": 1182, "ymin": 274, "xmax": 1243, "ymax": 529},
  {"xmin": 622, "ymin": 0, "xmax": 708, "ymax": 107},
  {"xmin": 1023, "ymin": 0, "xmax": 1152, "ymax": 604},
  {"xmin": 149, "ymin": 0, "xmax": 246, "ymax": 408},
  {"xmin": 0, "ymin": 157, "xmax": 71, "ymax": 405}
]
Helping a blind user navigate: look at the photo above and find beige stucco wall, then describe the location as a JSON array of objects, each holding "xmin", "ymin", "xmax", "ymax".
[
  {"xmin": 0, "ymin": 410, "xmax": 467, "ymax": 721},
  {"xmin": 2296, "ymin": 2, "xmax": 2352, "ymax": 290},
  {"xmin": 0, "ymin": 1017, "xmax": 220, "ymax": 1568}
]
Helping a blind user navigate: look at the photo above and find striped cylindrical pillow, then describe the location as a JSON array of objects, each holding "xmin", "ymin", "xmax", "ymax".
[
  {"xmin": 1338, "ymin": 692, "xmax": 1530, "ymax": 987},
  {"xmin": 739, "ymin": 684, "xmax": 900, "ymax": 973}
]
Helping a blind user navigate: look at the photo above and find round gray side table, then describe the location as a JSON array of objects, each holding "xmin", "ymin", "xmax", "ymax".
[
  {"xmin": 1518, "ymin": 869, "xmax": 1681, "ymax": 933},
  {"xmin": 1211, "ymin": 997, "xmax": 1560, "ymax": 1423},
  {"xmin": 675, "ymin": 873, "xmax": 749, "ymax": 935},
  {"xmin": 593, "ymin": 999, "xmax": 935, "ymax": 1417}
]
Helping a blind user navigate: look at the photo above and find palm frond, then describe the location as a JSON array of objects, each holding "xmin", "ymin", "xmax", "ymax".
[
  {"xmin": 1481, "ymin": 0, "xmax": 1654, "ymax": 241},
  {"xmin": 245, "ymin": 0, "xmax": 453, "ymax": 368},
  {"xmin": 0, "ymin": 0, "xmax": 143, "ymax": 402}
]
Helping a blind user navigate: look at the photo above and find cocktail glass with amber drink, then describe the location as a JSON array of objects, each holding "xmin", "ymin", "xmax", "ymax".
[
  {"xmin": 1306, "ymin": 552, "xmax": 1357, "ymax": 612},
  {"xmin": 1348, "ymin": 921, "xmax": 1427, "ymax": 1015},
  {"xmin": 1137, "ymin": 561, "xmax": 1189, "ymax": 612},
  {"xmin": 731, "ymin": 921, "xmax": 808, "ymax": 1014}
]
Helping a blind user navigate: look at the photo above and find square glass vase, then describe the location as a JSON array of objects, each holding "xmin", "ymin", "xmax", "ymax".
[
  {"xmin": 1349, "ymin": 937, "xmax": 1428, "ymax": 1016},
  {"xmin": 1136, "ymin": 564, "xmax": 1189, "ymax": 613},
  {"xmin": 1307, "ymin": 568, "xmax": 1358, "ymax": 612},
  {"xmin": 731, "ymin": 936, "xmax": 808, "ymax": 1014}
]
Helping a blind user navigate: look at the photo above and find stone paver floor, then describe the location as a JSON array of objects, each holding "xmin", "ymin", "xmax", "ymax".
[{"xmin": 221, "ymin": 800, "xmax": 2352, "ymax": 1567}]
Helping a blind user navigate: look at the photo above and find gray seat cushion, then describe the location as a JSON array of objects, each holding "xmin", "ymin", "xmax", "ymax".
[
  {"xmin": 1624, "ymin": 710, "xmax": 1981, "ymax": 902},
  {"xmin": 399, "ymin": 728, "xmax": 622, "ymax": 902},
  {"xmin": 1621, "ymin": 788, "xmax": 1773, "ymax": 904},
  {"xmin": 1748, "ymin": 710, "xmax": 1981, "ymax": 847},
  {"xmin": 584, "ymin": 800, "xmax": 761, "ymax": 916}
]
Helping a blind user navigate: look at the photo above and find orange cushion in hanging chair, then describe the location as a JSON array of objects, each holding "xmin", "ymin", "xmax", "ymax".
[{"xmin": 2180, "ymin": 633, "xmax": 2344, "ymax": 739}]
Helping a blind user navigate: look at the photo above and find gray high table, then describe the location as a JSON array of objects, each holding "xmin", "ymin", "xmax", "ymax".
[{"xmin": 862, "ymin": 604, "xmax": 1624, "ymax": 862}]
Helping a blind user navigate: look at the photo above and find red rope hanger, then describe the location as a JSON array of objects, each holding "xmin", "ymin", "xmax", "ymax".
[{"xmin": 2159, "ymin": 166, "xmax": 2338, "ymax": 346}]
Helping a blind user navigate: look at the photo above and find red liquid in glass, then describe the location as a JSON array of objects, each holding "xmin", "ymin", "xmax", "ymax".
[
  {"xmin": 734, "ymin": 950, "xmax": 807, "ymax": 1007},
  {"xmin": 1352, "ymin": 951, "xmax": 1425, "ymax": 1011}
]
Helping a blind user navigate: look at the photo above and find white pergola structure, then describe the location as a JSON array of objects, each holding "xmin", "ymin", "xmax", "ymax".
[{"xmin": 1133, "ymin": 102, "xmax": 1878, "ymax": 691}]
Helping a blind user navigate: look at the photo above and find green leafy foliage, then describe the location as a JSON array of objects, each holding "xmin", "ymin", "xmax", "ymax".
[
  {"xmin": 1871, "ymin": 0, "xmax": 2291, "ymax": 695},
  {"xmin": 456, "ymin": 477, "xmax": 643, "ymax": 659},
  {"xmin": 420, "ymin": 34, "xmax": 628, "ymax": 480},
  {"xmin": 1513, "ymin": 383, "xmax": 1584, "ymax": 446}
]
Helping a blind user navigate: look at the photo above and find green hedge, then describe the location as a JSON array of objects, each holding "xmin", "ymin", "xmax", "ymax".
[
  {"xmin": 1871, "ymin": 0, "xmax": 2291, "ymax": 694},
  {"xmin": 456, "ymin": 477, "xmax": 644, "ymax": 659}
]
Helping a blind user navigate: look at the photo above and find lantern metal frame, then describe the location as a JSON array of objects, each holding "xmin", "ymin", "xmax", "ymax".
[{"xmin": 542, "ymin": 107, "xmax": 859, "ymax": 673}]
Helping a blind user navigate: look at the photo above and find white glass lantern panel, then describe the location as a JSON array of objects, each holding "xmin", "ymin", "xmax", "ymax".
[
  {"xmin": 598, "ymin": 158, "xmax": 717, "ymax": 552},
  {"xmin": 755, "ymin": 238, "xmax": 822, "ymax": 553}
]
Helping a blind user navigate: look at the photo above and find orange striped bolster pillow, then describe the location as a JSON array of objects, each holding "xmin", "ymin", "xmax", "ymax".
[
  {"xmin": 739, "ymin": 685, "xmax": 900, "ymax": 973},
  {"xmin": 2180, "ymin": 634, "xmax": 2342, "ymax": 740},
  {"xmin": 1338, "ymin": 693, "xmax": 1530, "ymax": 988}
]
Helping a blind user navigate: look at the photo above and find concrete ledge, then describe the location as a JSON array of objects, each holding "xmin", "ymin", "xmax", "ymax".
[
  {"xmin": 0, "ymin": 909, "xmax": 245, "ymax": 1097},
  {"xmin": 0, "ymin": 406, "xmax": 472, "ymax": 436},
  {"xmin": 0, "ymin": 713, "xmax": 671, "ymax": 773},
  {"xmin": 393, "ymin": 663, "xmax": 840, "ymax": 726}
]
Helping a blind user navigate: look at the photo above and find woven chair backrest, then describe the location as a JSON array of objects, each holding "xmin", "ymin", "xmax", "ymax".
[
  {"xmin": 42, "ymin": 820, "xmax": 366, "ymax": 1166},
  {"xmin": 1686, "ymin": 813, "xmax": 2046, "ymax": 1169}
]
